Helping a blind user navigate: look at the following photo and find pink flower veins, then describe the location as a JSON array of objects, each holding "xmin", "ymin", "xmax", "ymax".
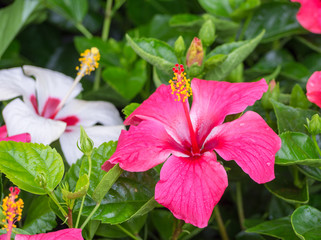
[
  {"xmin": 291, "ymin": 0, "xmax": 321, "ymax": 34},
  {"xmin": 102, "ymin": 65, "xmax": 281, "ymax": 228}
]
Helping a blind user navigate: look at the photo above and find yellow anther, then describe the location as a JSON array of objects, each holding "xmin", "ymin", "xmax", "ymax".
[{"xmin": 76, "ymin": 47, "xmax": 100, "ymax": 77}]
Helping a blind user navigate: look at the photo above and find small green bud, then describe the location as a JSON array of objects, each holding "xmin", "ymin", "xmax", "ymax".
[
  {"xmin": 186, "ymin": 37, "xmax": 204, "ymax": 68},
  {"xmin": 199, "ymin": 19, "xmax": 215, "ymax": 47},
  {"xmin": 35, "ymin": 172, "xmax": 47, "ymax": 189},
  {"xmin": 261, "ymin": 80, "xmax": 280, "ymax": 110},
  {"xmin": 306, "ymin": 114, "xmax": 321, "ymax": 135},
  {"xmin": 174, "ymin": 36, "xmax": 186, "ymax": 58},
  {"xmin": 78, "ymin": 126, "xmax": 94, "ymax": 156}
]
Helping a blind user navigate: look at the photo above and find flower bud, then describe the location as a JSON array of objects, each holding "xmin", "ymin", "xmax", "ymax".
[
  {"xmin": 306, "ymin": 114, "xmax": 321, "ymax": 135},
  {"xmin": 186, "ymin": 37, "xmax": 204, "ymax": 68},
  {"xmin": 199, "ymin": 19, "xmax": 215, "ymax": 47},
  {"xmin": 78, "ymin": 126, "xmax": 94, "ymax": 156},
  {"xmin": 261, "ymin": 79, "xmax": 279, "ymax": 110},
  {"xmin": 174, "ymin": 36, "xmax": 186, "ymax": 58}
]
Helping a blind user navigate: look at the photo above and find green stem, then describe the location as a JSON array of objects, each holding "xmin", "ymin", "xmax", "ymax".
[
  {"xmin": 48, "ymin": 191, "xmax": 68, "ymax": 221},
  {"xmin": 312, "ymin": 135, "xmax": 321, "ymax": 156},
  {"xmin": 214, "ymin": 206, "xmax": 229, "ymax": 240},
  {"xmin": 171, "ymin": 219, "xmax": 184, "ymax": 240},
  {"xmin": 75, "ymin": 23, "xmax": 93, "ymax": 39},
  {"xmin": 80, "ymin": 203, "xmax": 101, "ymax": 230},
  {"xmin": 102, "ymin": 0, "xmax": 113, "ymax": 41},
  {"xmin": 236, "ymin": 182, "xmax": 245, "ymax": 230},
  {"xmin": 93, "ymin": 0, "xmax": 113, "ymax": 91},
  {"xmin": 116, "ymin": 224, "xmax": 142, "ymax": 240},
  {"xmin": 75, "ymin": 154, "xmax": 92, "ymax": 228}
]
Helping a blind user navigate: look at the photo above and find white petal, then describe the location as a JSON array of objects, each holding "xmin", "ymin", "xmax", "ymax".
[
  {"xmin": 3, "ymin": 99, "xmax": 66, "ymax": 145},
  {"xmin": 56, "ymin": 99, "xmax": 123, "ymax": 127},
  {"xmin": 23, "ymin": 66, "xmax": 83, "ymax": 114},
  {"xmin": 60, "ymin": 125, "xmax": 124, "ymax": 165},
  {"xmin": 0, "ymin": 67, "xmax": 36, "ymax": 103}
]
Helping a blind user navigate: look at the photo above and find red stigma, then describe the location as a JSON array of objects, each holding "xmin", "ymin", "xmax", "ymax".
[{"xmin": 172, "ymin": 63, "xmax": 185, "ymax": 75}]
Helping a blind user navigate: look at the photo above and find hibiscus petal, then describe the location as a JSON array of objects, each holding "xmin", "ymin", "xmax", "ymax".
[
  {"xmin": 0, "ymin": 67, "xmax": 36, "ymax": 103},
  {"xmin": 204, "ymin": 111, "xmax": 281, "ymax": 184},
  {"xmin": 105, "ymin": 120, "xmax": 186, "ymax": 172},
  {"xmin": 124, "ymin": 84, "xmax": 191, "ymax": 147},
  {"xmin": 190, "ymin": 78, "xmax": 268, "ymax": 145},
  {"xmin": 292, "ymin": 0, "xmax": 321, "ymax": 34},
  {"xmin": 155, "ymin": 152, "xmax": 228, "ymax": 228},
  {"xmin": 60, "ymin": 125, "xmax": 124, "ymax": 165},
  {"xmin": 3, "ymin": 99, "xmax": 66, "ymax": 145},
  {"xmin": 306, "ymin": 71, "xmax": 321, "ymax": 108},
  {"xmin": 23, "ymin": 66, "xmax": 82, "ymax": 115},
  {"xmin": 56, "ymin": 99, "xmax": 123, "ymax": 127},
  {"xmin": 15, "ymin": 228, "xmax": 84, "ymax": 240},
  {"xmin": 0, "ymin": 125, "xmax": 7, "ymax": 139},
  {"xmin": 4, "ymin": 133, "xmax": 31, "ymax": 142}
]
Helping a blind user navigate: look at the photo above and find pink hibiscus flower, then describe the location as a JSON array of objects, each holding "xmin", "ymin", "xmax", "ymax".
[
  {"xmin": 102, "ymin": 65, "xmax": 281, "ymax": 228},
  {"xmin": 306, "ymin": 71, "xmax": 321, "ymax": 107},
  {"xmin": 0, "ymin": 125, "xmax": 30, "ymax": 142},
  {"xmin": 0, "ymin": 229, "xmax": 83, "ymax": 240},
  {"xmin": 291, "ymin": 0, "xmax": 321, "ymax": 34},
  {"xmin": 0, "ymin": 66, "xmax": 124, "ymax": 164}
]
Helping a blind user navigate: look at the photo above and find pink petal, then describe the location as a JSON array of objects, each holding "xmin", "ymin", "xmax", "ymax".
[
  {"xmin": 124, "ymin": 84, "xmax": 191, "ymax": 147},
  {"xmin": 23, "ymin": 66, "xmax": 82, "ymax": 115},
  {"xmin": 3, "ymin": 99, "xmax": 66, "ymax": 145},
  {"xmin": 0, "ymin": 67, "xmax": 36, "ymax": 104},
  {"xmin": 0, "ymin": 125, "xmax": 7, "ymax": 139},
  {"xmin": 204, "ymin": 111, "xmax": 281, "ymax": 184},
  {"xmin": 15, "ymin": 228, "xmax": 83, "ymax": 240},
  {"xmin": 155, "ymin": 152, "xmax": 228, "ymax": 228},
  {"xmin": 292, "ymin": 0, "xmax": 321, "ymax": 34},
  {"xmin": 190, "ymin": 78, "xmax": 268, "ymax": 146},
  {"xmin": 60, "ymin": 125, "xmax": 124, "ymax": 165},
  {"xmin": 306, "ymin": 71, "xmax": 321, "ymax": 108},
  {"xmin": 56, "ymin": 99, "xmax": 123, "ymax": 127},
  {"xmin": 105, "ymin": 120, "xmax": 186, "ymax": 172},
  {"xmin": 3, "ymin": 133, "xmax": 31, "ymax": 142}
]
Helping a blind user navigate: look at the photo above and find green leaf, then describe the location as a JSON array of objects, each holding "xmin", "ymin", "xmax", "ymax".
[
  {"xmin": 276, "ymin": 132, "xmax": 321, "ymax": 166},
  {"xmin": 245, "ymin": 2, "xmax": 305, "ymax": 42},
  {"xmin": 47, "ymin": 0, "xmax": 88, "ymax": 23},
  {"xmin": 198, "ymin": 0, "xmax": 260, "ymax": 18},
  {"xmin": 150, "ymin": 210, "xmax": 175, "ymax": 240},
  {"xmin": 102, "ymin": 59, "xmax": 147, "ymax": 100},
  {"xmin": 22, "ymin": 196, "xmax": 57, "ymax": 234},
  {"xmin": 198, "ymin": 0, "xmax": 232, "ymax": 17},
  {"xmin": 62, "ymin": 174, "xmax": 89, "ymax": 199},
  {"xmin": 282, "ymin": 62, "xmax": 310, "ymax": 82},
  {"xmin": 0, "ymin": 142, "xmax": 64, "ymax": 195},
  {"xmin": 92, "ymin": 164, "xmax": 123, "ymax": 203},
  {"xmin": 290, "ymin": 84, "xmax": 311, "ymax": 109},
  {"xmin": 169, "ymin": 14, "xmax": 203, "ymax": 28},
  {"xmin": 95, "ymin": 215, "xmax": 147, "ymax": 238},
  {"xmin": 63, "ymin": 142, "xmax": 159, "ymax": 224},
  {"xmin": 247, "ymin": 217, "xmax": 300, "ymax": 240},
  {"xmin": 297, "ymin": 165, "xmax": 321, "ymax": 182},
  {"xmin": 80, "ymin": 169, "xmax": 158, "ymax": 224},
  {"xmin": 291, "ymin": 205, "xmax": 321, "ymax": 240},
  {"xmin": 0, "ymin": 0, "xmax": 44, "ymax": 59},
  {"xmin": 122, "ymin": 103, "xmax": 140, "ymax": 119},
  {"xmin": 205, "ymin": 30, "xmax": 264, "ymax": 80},
  {"xmin": 271, "ymin": 100, "xmax": 319, "ymax": 134},
  {"xmin": 126, "ymin": 34, "xmax": 177, "ymax": 75},
  {"xmin": 265, "ymin": 166, "xmax": 309, "ymax": 204}
]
